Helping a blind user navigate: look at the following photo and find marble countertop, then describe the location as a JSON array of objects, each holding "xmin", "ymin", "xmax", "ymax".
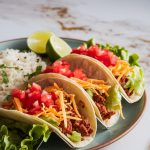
[{"xmin": 0, "ymin": 0, "xmax": 150, "ymax": 149}]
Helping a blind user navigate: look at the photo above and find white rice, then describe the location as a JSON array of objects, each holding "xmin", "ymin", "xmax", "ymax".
[{"xmin": 0, "ymin": 49, "xmax": 47, "ymax": 102}]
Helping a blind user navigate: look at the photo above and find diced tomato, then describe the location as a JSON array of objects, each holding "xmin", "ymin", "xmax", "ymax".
[
  {"xmin": 25, "ymin": 89, "xmax": 30, "ymax": 96},
  {"xmin": 96, "ymin": 50, "xmax": 118, "ymax": 67},
  {"xmin": 72, "ymin": 45, "xmax": 118, "ymax": 67},
  {"xmin": 43, "ymin": 60, "xmax": 88, "ymax": 80},
  {"xmin": 88, "ymin": 45, "xmax": 100, "ymax": 57},
  {"xmin": 11, "ymin": 83, "xmax": 60, "ymax": 114},
  {"xmin": 33, "ymin": 100, "xmax": 40, "ymax": 108},
  {"xmin": 22, "ymin": 98, "xmax": 34, "ymax": 109},
  {"xmin": 29, "ymin": 83, "xmax": 41, "ymax": 92},
  {"xmin": 21, "ymin": 83, "xmax": 42, "ymax": 109},
  {"xmin": 52, "ymin": 105, "xmax": 60, "ymax": 111},
  {"xmin": 72, "ymin": 69, "xmax": 87, "ymax": 80},
  {"xmin": 108, "ymin": 51, "xmax": 118, "ymax": 66},
  {"xmin": 43, "ymin": 66, "xmax": 53, "ymax": 73},
  {"xmin": 43, "ymin": 61, "xmax": 72, "ymax": 77},
  {"xmin": 11, "ymin": 89, "xmax": 25, "ymax": 100},
  {"xmin": 51, "ymin": 92, "xmax": 58, "ymax": 101},
  {"xmin": 28, "ymin": 106, "xmax": 41, "ymax": 115},
  {"xmin": 53, "ymin": 61, "xmax": 72, "ymax": 77},
  {"xmin": 72, "ymin": 48, "xmax": 81, "ymax": 54},
  {"xmin": 27, "ymin": 91, "xmax": 41, "ymax": 101},
  {"xmin": 40, "ymin": 91, "xmax": 54, "ymax": 107}
]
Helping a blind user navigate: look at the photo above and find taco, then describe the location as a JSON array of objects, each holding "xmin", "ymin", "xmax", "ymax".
[
  {"xmin": 30, "ymin": 55, "xmax": 123, "ymax": 128},
  {"xmin": 1, "ymin": 76, "xmax": 97, "ymax": 148},
  {"xmin": 71, "ymin": 40, "xmax": 144, "ymax": 103}
]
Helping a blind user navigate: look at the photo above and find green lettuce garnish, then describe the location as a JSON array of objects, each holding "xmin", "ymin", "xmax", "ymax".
[
  {"xmin": 86, "ymin": 89, "xmax": 94, "ymax": 98},
  {"xmin": 83, "ymin": 39, "xmax": 141, "ymax": 66},
  {"xmin": 105, "ymin": 85, "xmax": 122, "ymax": 111},
  {"xmin": 102, "ymin": 44, "xmax": 141, "ymax": 66},
  {"xmin": 67, "ymin": 131, "xmax": 81, "ymax": 142},
  {"xmin": 0, "ymin": 118, "xmax": 51, "ymax": 150},
  {"xmin": 83, "ymin": 38, "xmax": 95, "ymax": 48},
  {"xmin": 102, "ymin": 44, "xmax": 129, "ymax": 61},
  {"xmin": 129, "ymin": 53, "xmax": 140, "ymax": 66},
  {"xmin": 125, "ymin": 66, "xmax": 144, "ymax": 95}
]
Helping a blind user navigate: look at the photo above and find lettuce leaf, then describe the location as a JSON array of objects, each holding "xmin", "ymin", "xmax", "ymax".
[
  {"xmin": 67, "ymin": 131, "xmax": 81, "ymax": 142},
  {"xmin": 125, "ymin": 66, "xmax": 144, "ymax": 95},
  {"xmin": 83, "ymin": 39, "xmax": 141, "ymax": 66},
  {"xmin": 86, "ymin": 89, "xmax": 94, "ymax": 98},
  {"xmin": 0, "ymin": 118, "xmax": 51, "ymax": 150},
  {"xmin": 103, "ymin": 44, "xmax": 141, "ymax": 66},
  {"xmin": 105, "ymin": 85, "xmax": 122, "ymax": 111},
  {"xmin": 129, "ymin": 53, "xmax": 140, "ymax": 66},
  {"xmin": 83, "ymin": 38, "xmax": 95, "ymax": 48},
  {"xmin": 99, "ymin": 44, "xmax": 129, "ymax": 61}
]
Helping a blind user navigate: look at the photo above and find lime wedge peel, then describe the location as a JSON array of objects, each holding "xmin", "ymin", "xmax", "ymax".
[
  {"xmin": 47, "ymin": 35, "xmax": 72, "ymax": 61},
  {"xmin": 27, "ymin": 31, "xmax": 54, "ymax": 54}
]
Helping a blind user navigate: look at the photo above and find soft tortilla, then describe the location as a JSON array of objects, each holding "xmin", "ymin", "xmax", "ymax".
[
  {"xmin": 30, "ymin": 62, "xmax": 120, "ymax": 128},
  {"xmin": 0, "ymin": 76, "xmax": 97, "ymax": 148}
]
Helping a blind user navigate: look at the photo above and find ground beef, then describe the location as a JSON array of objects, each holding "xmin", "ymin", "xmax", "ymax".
[
  {"xmin": 119, "ymin": 75, "xmax": 128, "ymax": 87},
  {"xmin": 93, "ymin": 93, "xmax": 115, "ymax": 120},
  {"xmin": 59, "ymin": 118, "xmax": 93, "ymax": 137},
  {"xmin": 119, "ymin": 75, "xmax": 133, "ymax": 96},
  {"xmin": 93, "ymin": 94, "xmax": 106, "ymax": 104},
  {"xmin": 59, "ymin": 120, "xmax": 73, "ymax": 134},
  {"xmin": 72, "ymin": 119, "xmax": 93, "ymax": 136},
  {"xmin": 124, "ymin": 89, "xmax": 133, "ymax": 97}
]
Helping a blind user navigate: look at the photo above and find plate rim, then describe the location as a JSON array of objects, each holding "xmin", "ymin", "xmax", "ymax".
[{"xmin": 0, "ymin": 37, "xmax": 147, "ymax": 150}]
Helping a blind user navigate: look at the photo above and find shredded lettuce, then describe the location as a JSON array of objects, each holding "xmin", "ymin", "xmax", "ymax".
[
  {"xmin": 0, "ymin": 118, "xmax": 51, "ymax": 150},
  {"xmin": 125, "ymin": 66, "xmax": 144, "ymax": 96},
  {"xmin": 67, "ymin": 131, "xmax": 81, "ymax": 142},
  {"xmin": 105, "ymin": 85, "xmax": 122, "ymax": 111},
  {"xmin": 86, "ymin": 89, "xmax": 94, "ymax": 98},
  {"xmin": 129, "ymin": 53, "xmax": 140, "ymax": 66}
]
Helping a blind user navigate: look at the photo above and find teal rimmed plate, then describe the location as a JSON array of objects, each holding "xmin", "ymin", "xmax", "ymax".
[{"xmin": 0, "ymin": 38, "xmax": 146, "ymax": 150}]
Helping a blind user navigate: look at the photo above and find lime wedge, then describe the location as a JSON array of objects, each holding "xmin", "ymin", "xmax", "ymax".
[
  {"xmin": 47, "ymin": 36, "xmax": 72, "ymax": 61},
  {"xmin": 27, "ymin": 31, "xmax": 54, "ymax": 54}
]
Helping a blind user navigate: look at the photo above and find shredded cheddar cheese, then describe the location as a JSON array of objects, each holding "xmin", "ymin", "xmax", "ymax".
[
  {"xmin": 35, "ymin": 84, "xmax": 82, "ymax": 127},
  {"xmin": 7, "ymin": 83, "xmax": 82, "ymax": 129},
  {"xmin": 13, "ymin": 97, "xmax": 23, "ymax": 112},
  {"xmin": 109, "ymin": 59, "xmax": 133, "ymax": 82},
  {"xmin": 71, "ymin": 77, "xmax": 110, "ymax": 96},
  {"xmin": 59, "ymin": 91, "xmax": 67, "ymax": 128},
  {"xmin": 71, "ymin": 94, "xmax": 81, "ymax": 118}
]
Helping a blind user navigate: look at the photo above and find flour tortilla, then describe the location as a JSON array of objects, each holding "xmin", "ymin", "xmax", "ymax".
[
  {"xmin": 65, "ymin": 54, "xmax": 144, "ymax": 103},
  {"xmin": 0, "ymin": 76, "xmax": 97, "ymax": 148},
  {"xmin": 68, "ymin": 54, "xmax": 144, "ymax": 103},
  {"xmin": 30, "ymin": 55, "xmax": 121, "ymax": 128}
]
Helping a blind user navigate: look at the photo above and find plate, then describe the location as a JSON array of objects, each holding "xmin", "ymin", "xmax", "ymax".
[{"xmin": 0, "ymin": 38, "xmax": 146, "ymax": 150}]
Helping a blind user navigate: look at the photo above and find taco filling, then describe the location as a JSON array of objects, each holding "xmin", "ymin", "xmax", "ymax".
[
  {"xmin": 1, "ymin": 82, "xmax": 93, "ymax": 142},
  {"xmin": 71, "ymin": 40, "xmax": 144, "ymax": 97},
  {"xmin": 43, "ymin": 60, "xmax": 123, "ymax": 121}
]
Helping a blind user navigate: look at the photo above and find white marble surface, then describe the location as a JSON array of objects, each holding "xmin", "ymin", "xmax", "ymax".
[{"xmin": 0, "ymin": 0, "xmax": 150, "ymax": 149}]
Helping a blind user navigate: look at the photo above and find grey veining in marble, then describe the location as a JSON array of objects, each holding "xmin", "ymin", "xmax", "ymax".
[{"xmin": 0, "ymin": 0, "xmax": 149, "ymax": 83}]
